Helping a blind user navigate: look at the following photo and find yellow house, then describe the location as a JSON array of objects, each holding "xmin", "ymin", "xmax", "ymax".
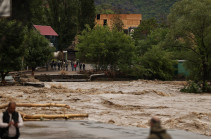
[{"xmin": 95, "ymin": 14, "xmax": 142, "ymax": 30}]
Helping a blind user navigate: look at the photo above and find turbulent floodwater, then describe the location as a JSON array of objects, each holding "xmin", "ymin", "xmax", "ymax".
[
  {"xmin": 20, "ymin": 120, "xmax": 211, "ymax": 139},
  {"xmin": 0, "ymin": 80, "xmax": 211, "ymax": 136}
]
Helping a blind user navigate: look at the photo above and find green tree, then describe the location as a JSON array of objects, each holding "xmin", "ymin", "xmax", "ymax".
[
  {"xmin": 133, "ymin": 18, "xmax": 158, "ymax": 44},
  {"xmin": 133, "ymin": 28, "xmax": 175, "ymax": 80},
  {"xmin": 76, "ymin": 25, "xmax": 135, "ymax": 72},
  {"xmin": 0, "ymin": 19, "xmax": 26, "ymax": 83},
  {"xmin": 11, "ymin": 0, "xmax": 46, "ymax": 27},
  {"xmin": 168, "ymin": 0, "xmax": 211, "ymax": 92},
  {"xmin": 136, "ymin": 28, "xmax": 169, "ymax": 56},
  {"xmin": 111, "ymin": 15, "xmax": 124, "ymax": 32},
  {"xmin": 45, "ymin": 0, "xmax": 79, "ymax": 52},
  {"xmin": 96, "ymin": 4, "xmax": 115, "ymax": 14},
  {"xmin": 139, "ymin": 46, "xmax": 175, "ymax": 80},
  {"xmin": 24, "ymin": 29, "xmax": 54, "ymax": 76},
  {"xmin": 78, "ymin": 0, "xmax": 96, "ymax": 31}
]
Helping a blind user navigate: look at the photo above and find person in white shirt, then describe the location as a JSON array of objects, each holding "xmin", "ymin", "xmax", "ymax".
[{"xmin": 0, "ymin": 102, "xmax": 23, "ymax": 139}]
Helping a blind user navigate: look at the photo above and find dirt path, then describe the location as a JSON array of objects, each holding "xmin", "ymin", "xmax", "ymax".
[{"xmin": 0, "ymin": 80, "xmax": 210, "ymax": 136}]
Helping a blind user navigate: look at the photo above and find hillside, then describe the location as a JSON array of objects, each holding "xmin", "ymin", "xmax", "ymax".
[{"xmin": 95, "ymin": 0, "xmax": 180, "ymax": 19}]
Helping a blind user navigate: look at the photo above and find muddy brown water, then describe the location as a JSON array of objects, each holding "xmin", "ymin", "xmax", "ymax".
[
  {"xmin": 20, "ymin": 120, "xmax": 210, "ymax": 139},
  {"xmin": 1, "ymin": 81, "xmax": 210, "ymax": 137}
]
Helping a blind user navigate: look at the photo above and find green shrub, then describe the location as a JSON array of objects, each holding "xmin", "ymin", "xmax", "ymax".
[
  {"xmin": 139, "ymin": 46, "xmax": 176, "ymax": 80},
  {"xmin": 181, "ymin": 81, "xmax": 202, "ymax": 93},
  {"xmin": 181, "ymin": 81, "xmax": 211, "ymax": 93}
]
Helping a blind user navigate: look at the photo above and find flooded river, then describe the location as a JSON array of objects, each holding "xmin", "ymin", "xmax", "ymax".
[
  {"xmin": 20, "ymin": 120, "xmax": 210, "ymax": 139},
  {"xmin": 0, "ymin": 80, "xmax": 211, "ymax": 137}
]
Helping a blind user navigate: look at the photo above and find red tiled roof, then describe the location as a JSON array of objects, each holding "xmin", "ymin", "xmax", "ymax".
[{"xmin": 33, "ymin": 25, "xmax": 58, "ymax": 36}]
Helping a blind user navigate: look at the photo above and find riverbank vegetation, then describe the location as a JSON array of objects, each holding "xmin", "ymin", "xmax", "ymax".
[
  {"xmin": 0, "ymin": 0, "xmax": 210, "ymax": 92},
  {"xmin": 77, "ymin": 0, "xmax": 211, "ymax": 92}
]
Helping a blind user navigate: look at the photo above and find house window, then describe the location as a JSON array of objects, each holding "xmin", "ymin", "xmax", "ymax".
[
  {"xmin": 97, "ymin": 14, "xmax": 100, "ymax": 20},
  {"xmin": 103, "ymin": 19, "xmax": 107, "ymax": 26}
]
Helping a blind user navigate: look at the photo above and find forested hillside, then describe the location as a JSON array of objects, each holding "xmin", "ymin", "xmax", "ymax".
[{"xmin": 95, "ymin": 0, "xmax": 180, "ymax": 19}]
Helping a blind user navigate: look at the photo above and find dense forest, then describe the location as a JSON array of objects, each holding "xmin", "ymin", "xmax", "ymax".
[{"xmin": 95, "ymin": 0, "xmax": 180, "ymax": 19}]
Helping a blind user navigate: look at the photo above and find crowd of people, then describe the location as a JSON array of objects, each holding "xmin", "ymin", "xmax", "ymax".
[{"xmin": 49, "ymin": 60, "xmax": 85, "ymax": 72}]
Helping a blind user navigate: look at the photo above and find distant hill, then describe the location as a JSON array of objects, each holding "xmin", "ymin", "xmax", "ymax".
[{"xmin": 95, "ymin": 0, "xmax": 180, "ymax": 19}]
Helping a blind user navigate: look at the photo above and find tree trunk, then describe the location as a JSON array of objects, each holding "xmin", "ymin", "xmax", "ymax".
[
  {"xmin": 46, "ymin": 62, "xmax": 49, "ymax": 71},
  {"xmin": 201, "ymin": 37, "xmax": 208, "ymax": 92},
  {"xmin": 202, "ymin": 60, "xmax": 208, "ymax": 92},
  {"xmin": 22, "ymin": 113, "xmax": 88, "ymax": 120},
  {"xmin": 0, "ymin": 72, "xmax": 9, "ymax": 85},
  {"xmin": 0, "ymin": 103, "xmax": 70, "ymax": 109},
  {"xmin": 31, "ymin": 67, "xmax": 35, "ymax": 76},
  {"xmin": 61, "ymin": 50, "xmax": 64, "ymax": 61},
  {"xmin": 1, "ymin": 75, "xmax": 6, "ymax": 85}
]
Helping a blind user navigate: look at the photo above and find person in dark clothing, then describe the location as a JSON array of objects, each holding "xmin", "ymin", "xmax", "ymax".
[
  {"xmin": 50, "ymin": 60, "xmax": 54, "ymax": 70},
  {"xmin": 79, "ymin": 63, "xmax": 82, "ymax": 71},
  {"xmin": 71, "ymin": 61, "xmax": 74, "ymax": 71},
  {"xmin": 83, "ymin": 63, "xmax": 85, "ymax": 71},
  {"xmin": 147, "ymin": 117, "xmax": 171, "ymax": 139},
  {"xmin": 76, "ymin": 61, "xmax": 79, "ymax": 66},
  {"xmin": 53, "ymin": 61, "xmax": 57, "ymax": 70},
  {"xmin": 58, "ymin": 61, "xmax": 61, "ymax": 70},
  {"xmin": 65, "ymin": 62, "xmax": 68, "ymax": 71},
  {"xmin": 0, "ymin": 102, "xmax": 23, "ymax": 139}
]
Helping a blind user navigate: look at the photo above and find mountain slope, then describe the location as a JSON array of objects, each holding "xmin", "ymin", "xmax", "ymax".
[{"xmin": 95, "ymin": 0, "xmax": 180, "ymax": 19}]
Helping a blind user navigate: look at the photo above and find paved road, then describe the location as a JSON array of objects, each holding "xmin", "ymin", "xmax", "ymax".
[{"xmin": 20, "ymin": 120, "xmax": 210, "ymax": 139}]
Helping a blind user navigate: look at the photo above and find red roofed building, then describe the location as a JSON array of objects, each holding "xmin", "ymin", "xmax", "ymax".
[
  {"xmin": 33, "ymin": 25, "xmax": 58, "ymax": 36},
  {"xmin": 33, "ymin": 25, "xmax": 58, "ymax": 48}
]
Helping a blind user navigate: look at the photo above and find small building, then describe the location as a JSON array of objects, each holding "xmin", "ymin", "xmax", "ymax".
[
  {"xmin": 95, "ymin": 14, "xmax": 142, "ymax": 33},
  {"xmin": 33, "ymin": 25, "xmax": 58, "ymax": 49},
  {"xmin": 177, "ymin": 60, "xmax": 189, "ymax": 77},
  {"xmin": 66, "ymin": 47, "xmax": 78, "ymax": 61},
  {"xmin": 65, "ymin": 38, "xmax": 78, "ymax": 61},
  {"xmin": 174, "ymin": 60, "xmax": 189, "ymax": 79}
]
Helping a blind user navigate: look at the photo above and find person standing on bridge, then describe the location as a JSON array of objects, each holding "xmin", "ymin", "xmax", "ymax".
[
  {"xmin": 0, "ymin": 102, "xmax": 23, "ymax": 139},
  {"xmin": 147, "ymin": 117, "xmax": 171, "ymax": 139},
  {"xmin": 74, "ymin": 62, "xmax": 77, "ymax": 71},
  {"xmin": 83, "ymin": 63, "xmax": 85, "ymax": 71}
]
